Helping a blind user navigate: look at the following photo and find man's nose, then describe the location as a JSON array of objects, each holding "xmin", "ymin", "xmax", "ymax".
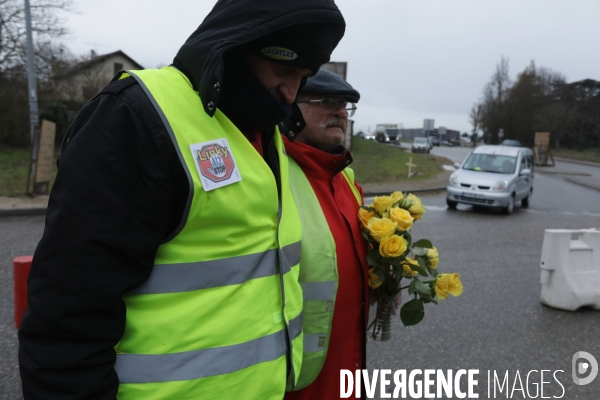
[
  {"xmin": 278, "ymin": 77, "xmax": 304, "ymax": 104},
  {"xmin": 332, "ymin": 104, "xmax": 348, "ymax": 118},
  {"xmin": 278, "ymin": 85, "xmax": 297, "ymax": 104}
]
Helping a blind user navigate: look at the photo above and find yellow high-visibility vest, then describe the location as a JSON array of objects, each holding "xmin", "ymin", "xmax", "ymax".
[
  {"xmin": 288, "ymin": 158, "xmax": 361, "ymax": 389},
  {"xmin": 114, "ymin": 66, "xmax": 303, "ymax": 400}
]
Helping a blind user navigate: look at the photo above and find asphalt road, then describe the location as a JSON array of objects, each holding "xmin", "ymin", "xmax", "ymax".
[
  {"xmin": 0, "ymin": 216, "xmax": 44, "ymax": 400},
  {"xmin": 365, "ymin": 163, "xmax": 600, "ymax": 399},
  {"xmin": 1, "ymin": 151, "xmax": 599, "ymax": 399},
  {"xmin": 396, "ymin": 142, "xmax": 472, "ymax": 164}
]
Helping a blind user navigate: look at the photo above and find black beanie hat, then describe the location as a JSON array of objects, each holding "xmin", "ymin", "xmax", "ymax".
[
  {"xmin": 299, "ymin": 69, "xmax": 360, "ymax": 103},
  {"xmin": 246, "ymin": 23, "xmax": 342, "ymax": 75}
]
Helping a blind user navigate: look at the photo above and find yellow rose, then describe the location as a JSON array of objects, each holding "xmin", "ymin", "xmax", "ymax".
[
  {"xmin": 368, "ymin": 267, "xmax": 383, "ymax": 289},
  {"xmin": 358, "ymin": 208, "xmax": 376, "ymax": 230},
  {"xmin": 372, "ymin": 195, "xmax": 394, "ymax": 215},
  {"xmin": 390, "ymin": 191, "xmax": 404, "ymax": 205},
  {"xmin": 404, "ymin": 193, "xmax": 426, "ymax": 220},
  {"xmin": 379, "ymin": 234, "xmax": 408, "ymax": 258},
  {"xmin": 367, "ymin": 218, "xmax": 398, "ymax": 242},
  {"xmin": 435, "ymin": 273, "xmax": 463, "ymax": 300},
  {"xmin": 389, "ymin": 207, "xmax": 414, "ymax": 231},
  {"xmin": 425, "ymin": 246, "xmax": 439, "ymax": 269},
  {"xmin": 401, "ymin": 257, "xmax": 419, "ymax": 276}
]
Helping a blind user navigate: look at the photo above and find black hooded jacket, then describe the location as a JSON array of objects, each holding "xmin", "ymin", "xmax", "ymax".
[
  {"xmin": 174, "ymin": 0, "xmax": 344, "ymax": 116},
  {"xmin": 18, "ymin": 1, "xmax": 344, "ymax": 399}
]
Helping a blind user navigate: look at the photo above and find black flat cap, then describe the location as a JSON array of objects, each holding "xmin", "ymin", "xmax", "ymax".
[{"xmin": 299, "ymin": 69, "xmax": 360, "ymax": 103}]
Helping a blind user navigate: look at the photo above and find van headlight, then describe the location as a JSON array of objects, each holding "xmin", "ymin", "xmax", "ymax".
[
  {"xmin": 492, "ymin": 180, "xmax": 509, "ymax": 191},
  {"xmin": 449, "ymin": 174, "xmax": 459, "ymax": 187}
]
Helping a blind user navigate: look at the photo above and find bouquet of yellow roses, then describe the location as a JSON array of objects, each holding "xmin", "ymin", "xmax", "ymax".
[{"xmin": 359, "ymin": 191, "xmax": 463, "ymax": 341}]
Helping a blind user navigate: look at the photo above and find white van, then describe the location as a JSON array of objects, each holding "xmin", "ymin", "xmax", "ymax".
[
  {"xmin": 411, "ymin": 137, "xmax": 430, "ymax": 153},
  {"xmin": 446, "ymin": 145, "xmax": 534, "ymax": 214}
]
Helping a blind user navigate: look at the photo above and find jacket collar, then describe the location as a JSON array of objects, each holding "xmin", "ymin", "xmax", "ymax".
[{"xmin": 283, "ymin": 137, "xmax": 352, "ymax": 181}]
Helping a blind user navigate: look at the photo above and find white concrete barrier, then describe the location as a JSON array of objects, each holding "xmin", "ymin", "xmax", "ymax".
[{"xmin": 540, "ymin": 229, "xmax": 600, "ymax": 311}]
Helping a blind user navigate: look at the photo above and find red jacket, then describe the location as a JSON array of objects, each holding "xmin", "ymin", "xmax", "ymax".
[{"xmin": 284, "ymin": 138, "xmax": 370, "ymax": 400}]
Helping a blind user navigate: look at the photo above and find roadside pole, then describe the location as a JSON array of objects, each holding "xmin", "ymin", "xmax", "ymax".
[
  {"xmin": 423, "ymin": 119, "xmax": 434, "ymax": 161},
  {"xmin": 23, "ymin": 0, "xmax": 44, "ymax": 195}
]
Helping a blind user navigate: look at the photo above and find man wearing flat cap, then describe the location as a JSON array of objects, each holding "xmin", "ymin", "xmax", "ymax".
[
  {"xmin": 284, "ymin": 69, "xmax": 369, "ymax": 399},
  {"xmin": 19, "ymin": 1, "xmax": 346, "ymax": 399}
]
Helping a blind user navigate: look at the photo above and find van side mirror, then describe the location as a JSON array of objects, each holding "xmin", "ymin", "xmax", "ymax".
[
  {"xmin": 453, "ymin": 162, "xmax": 461, "ymax": 169},
  {"xmin": 520, "ymin": 168, "xmax": 531, "ymax": 175}
]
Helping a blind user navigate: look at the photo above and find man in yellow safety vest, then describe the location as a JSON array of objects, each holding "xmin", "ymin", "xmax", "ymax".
[
  {"xmin": 18, "ymin": 1, "xmax": 345, "ymax": 399},
  {"xmin": 285, "ymin": 69, "xmax": 369, "ymax": 399}
]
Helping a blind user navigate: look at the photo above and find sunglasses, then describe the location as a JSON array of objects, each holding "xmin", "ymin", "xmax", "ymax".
[{"xmin": 296, "ymin": 98, "xmax": 357, "ymax": 117}]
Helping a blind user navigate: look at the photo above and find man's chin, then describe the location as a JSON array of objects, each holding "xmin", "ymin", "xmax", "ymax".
[
  {"xmin": 325, "ymin": 126, "xmax": 346, "ymax": 137},
  {"xmin": 322, "ymin": 128, "xmax": 345, "ymax": 150}
]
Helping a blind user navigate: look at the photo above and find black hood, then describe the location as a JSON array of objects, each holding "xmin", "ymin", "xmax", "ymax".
[{"xmin": 173, "ymin": 0, "xmax": 345, "ymax": 117}]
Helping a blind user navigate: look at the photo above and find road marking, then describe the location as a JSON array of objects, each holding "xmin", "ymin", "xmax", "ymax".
[
  {"xmin": 422, "ymin": 205, "xmax": 447, "ymax": 211},
  {"xmin": 523, "ymin": 208, "xmax": 600, "ymax": 217}
]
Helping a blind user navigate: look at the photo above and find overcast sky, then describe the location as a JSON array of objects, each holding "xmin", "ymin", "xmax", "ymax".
[{"xmin": 63, "ymin": 0, "xmax": 600, "ymax": 135}]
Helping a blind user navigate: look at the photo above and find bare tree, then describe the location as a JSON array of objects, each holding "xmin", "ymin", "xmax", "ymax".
[
  {"xmin": 0, "ymin": 0, "xmax": 73, "ymax": 72},
  {"xmin": 469, "ymin": 103, "xmax": 482, "ymax": 135},
  {"xmin": 477, "ymin": 56, "xmax": 512, "ymax": 144},
  {"xmin": 484, "ymin": 56, "xmax": 511, "ymax": 104}
]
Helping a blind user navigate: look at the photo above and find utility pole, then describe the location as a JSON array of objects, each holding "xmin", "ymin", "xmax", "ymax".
[
  {"xmin": 24, "ymin": 0, "xmax": 42, "ymax": 194},
  {"xmin": 24, "ymin": 0, "xmax": 39, "ymax": 143}
]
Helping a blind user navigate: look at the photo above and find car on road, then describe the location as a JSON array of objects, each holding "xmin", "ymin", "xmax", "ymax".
[
  {"xmin": 446, "ymin": 145, "xmax": 534, "ymax": 214},
  {"xmin": 364, "ymin": 132, "xmax": 376, "ymax": 140},
  {"xmin": 501, "ymin": 139, "xmax": 522, "ymax": 147},
  {"xmin": 429, "ymin": 136, "xmax": 440, "ymax": 147},
  {"xmin": 412, "ymin": 137, "xmax": 430, "ymax": 153}
]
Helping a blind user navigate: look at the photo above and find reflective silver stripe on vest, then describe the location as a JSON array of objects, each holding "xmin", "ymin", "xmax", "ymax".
[
  {"xmin": 128, "ymin": 241, "xmax": 301, "ymax": 295},
  {"xmin": 288, "ymin": 312, "xmax": 303, "ymax": 341},
  {"xmin": 304, "ymin": 334, "xmax": 326, "ymax": 352},
  {"xmin": 115, "ymin": 332, "xmax": 285, "ymax": 383},
  {"xmin": 300, "ymin": 281, "xmax": 336, "ymax": 301},
  {"xmin": 115, "ymin": 311, "xmax": 303, "ymax": 384},
  {"xmin": 280, "ymin": 239, "xmax": 301, "ymax": 276}
]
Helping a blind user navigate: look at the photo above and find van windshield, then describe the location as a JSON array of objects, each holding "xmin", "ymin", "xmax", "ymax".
[
  {"xmin": 414, "ymin": 138, "xmax": 427, "ymax": 144},
  {"xmin": 463, "ymin": 153, "xmax": 517, "ymax": 174}
]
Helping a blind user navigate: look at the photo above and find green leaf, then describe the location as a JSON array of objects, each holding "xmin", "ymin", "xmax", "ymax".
[
  {"xmin": 400, "ymin": 298, "xmax": 425, "ymax": 326},
  {"xmin": 415, "ymin": 280, "xmax": 431, "ymax": 296},
  {"xmin": 419, "ymin": 293, "xmax": 438, "ymax": 305},
  {"xmin": 389, "ymin": 256, "xmax": 402, "ymax": 267},
  {"xmin": 361, "ymin": 230, "xmax": 371, "ymax": 242},
  {"xmin": 374, "ymin": 267, "xmax": 387, "ymax": 282},
  {"xmin": 410, "ymin": 260, "xmax": 428, "ymax": 277},
  {"xmin": 402, "ymin": 231, "xmax": 412, "ymax": 247},
  {"xmin": 412, "ymin": 239, "xmax": 433, "ymax": 249},
  {"xmin": 428, "ymin": 267, "xmax": 439, "ymax": 277},
  {"xmin": 416, "ymin": 257, "xmax": 430, "ymax": 276},
  {"xmin": 412, "ymin": 247, "xmax": 428, "ymax": 257},
  {"xmin": 408, "ymin": 279, "xmax": 417, "ymax": 295},
  {"xmin": 367, "ymin": 251, "xmax": 382, "ymax": 267}
]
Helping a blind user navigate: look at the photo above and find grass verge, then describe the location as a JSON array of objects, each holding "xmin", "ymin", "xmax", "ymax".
[
  {"xmin": 0, "ymin": 147, "xmax": 59, "ymax": 197},
  {"xmin": 0, "ymin": 139, "xmax": 449, "ymax": 197},
  {"xmin": 552, "ymin": 148, "xmax": 600, "ymax": 164},
  {"xmin": 350, "ymin": 137, "xmax": 448, "ymax": 184}
]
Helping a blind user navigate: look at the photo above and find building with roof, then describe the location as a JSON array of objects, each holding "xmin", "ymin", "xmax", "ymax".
[{"xmin": 54, "ymin": 50, "xmax": 144, "ymax": 101}]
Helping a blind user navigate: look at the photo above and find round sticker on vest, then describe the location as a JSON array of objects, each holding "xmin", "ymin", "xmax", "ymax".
[
  {"xmin": 261, "ymin": 47, "xmax": 298, "ymax": 61},
  {"xmin": 190, "ymin": 139, "xmax": 241, "ymax": 191},
  {"xmin": 196, "ymin": 143, "xmax": 235, "ymax": 182}
]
